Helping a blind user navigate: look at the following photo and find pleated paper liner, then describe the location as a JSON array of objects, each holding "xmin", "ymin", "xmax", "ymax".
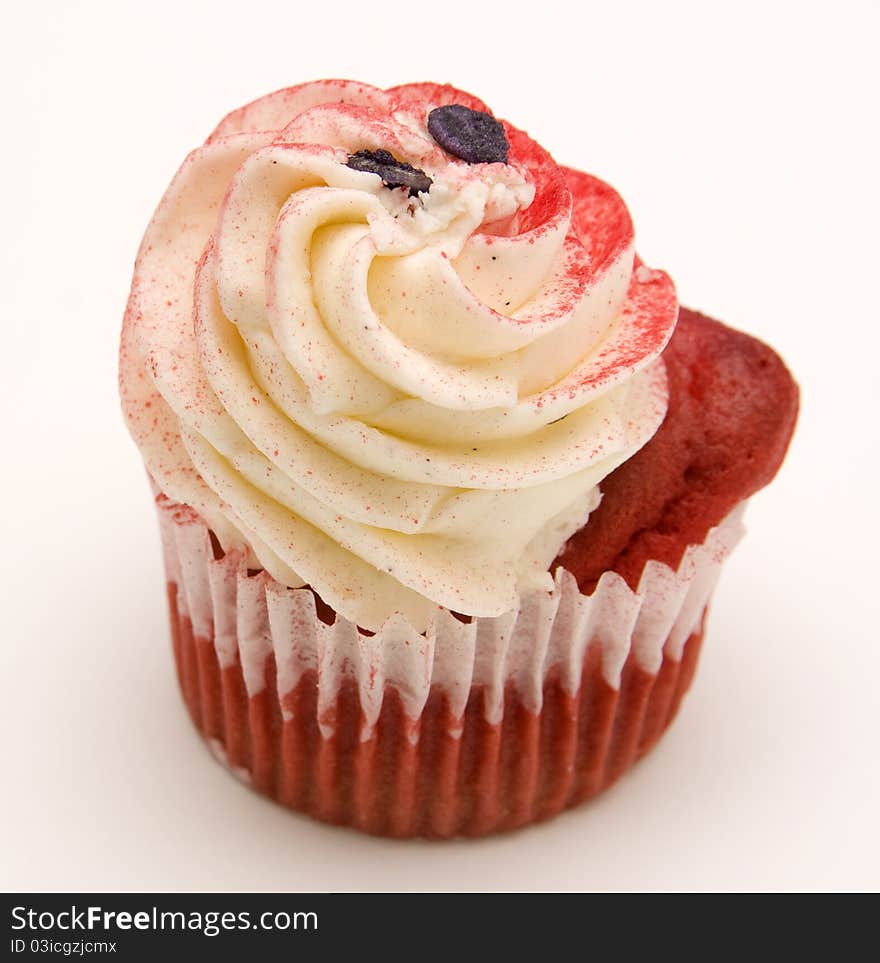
[{"xmin": 157, "ymin": 494, "xmax": 745, "ymax": 838}]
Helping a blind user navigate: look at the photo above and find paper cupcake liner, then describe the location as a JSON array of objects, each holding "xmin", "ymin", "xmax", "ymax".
[{"xmin": 156, "ymin": 495, "xmax": 746, "ymax": 837}]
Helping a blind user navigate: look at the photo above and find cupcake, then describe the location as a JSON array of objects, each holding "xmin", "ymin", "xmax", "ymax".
[{"xmin": 119, "ymin": 80, "xmax": 798, "ymax": 837}]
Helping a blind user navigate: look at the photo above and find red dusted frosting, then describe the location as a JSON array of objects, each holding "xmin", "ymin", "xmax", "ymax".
[{"xmin": 120, "ymin": 80, "xmax": 680, "ymax": 633}]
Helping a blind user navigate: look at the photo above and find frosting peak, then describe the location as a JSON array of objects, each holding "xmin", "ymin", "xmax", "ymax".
[{"xmin": 120, "ymin": 80, "xmax": 678, "ymax": 631}]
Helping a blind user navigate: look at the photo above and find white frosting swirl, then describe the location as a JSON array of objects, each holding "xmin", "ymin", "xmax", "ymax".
[{"xmin": 120, "ymin": 81, "xmax": 678, "ymax": 631}]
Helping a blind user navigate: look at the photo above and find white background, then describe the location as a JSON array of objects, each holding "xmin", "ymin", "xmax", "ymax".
[{"xmin": 2, "ymin": 0, "xmax": 878, "ymax": 892}]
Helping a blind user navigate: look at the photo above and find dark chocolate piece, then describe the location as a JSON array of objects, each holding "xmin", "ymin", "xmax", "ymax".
[
  {"xmin": 346, "ymin": 149, "xmax": 432, "ymax": 197},
  {"xmin": 427, "ymin": 104, "xmax": 509, "ymax": 164}
]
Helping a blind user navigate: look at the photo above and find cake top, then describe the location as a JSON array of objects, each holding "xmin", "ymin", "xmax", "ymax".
[{"xmin": 120, "ymin": 80, "xmax": 677, "ymax": 632}]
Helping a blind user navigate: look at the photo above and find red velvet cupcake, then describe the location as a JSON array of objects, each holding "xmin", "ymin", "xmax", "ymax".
[{"xmin": 120, "ymin": 81, "xmax": 798, "ymax": 837}]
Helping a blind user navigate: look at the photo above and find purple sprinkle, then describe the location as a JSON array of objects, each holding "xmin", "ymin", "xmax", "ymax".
[
  {"xmin": 427, "ymin": 105, "xmax": 509, "ymax": 164},
  {"xmin": 346, "ymin": 149, "xmax": 432, "ymax": 196}
]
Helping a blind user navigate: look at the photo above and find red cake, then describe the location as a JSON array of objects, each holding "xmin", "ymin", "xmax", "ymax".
[
  {"xmin": 121, "ymin": 81, "xmax": 799, "ymax": 837},
  {"xmin": 557, "ymin": 307, "xmax": 799, "ymax": 592}
]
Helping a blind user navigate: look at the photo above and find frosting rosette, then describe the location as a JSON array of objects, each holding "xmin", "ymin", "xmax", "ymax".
[{"xmin": 120, "ymin": 80, "xmax": 678, "ymax": 632}]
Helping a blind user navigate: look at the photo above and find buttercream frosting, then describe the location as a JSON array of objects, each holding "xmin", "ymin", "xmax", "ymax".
[{"xmin": 120, "ymin": 80, "xmax": 678, "ymax": 632}]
